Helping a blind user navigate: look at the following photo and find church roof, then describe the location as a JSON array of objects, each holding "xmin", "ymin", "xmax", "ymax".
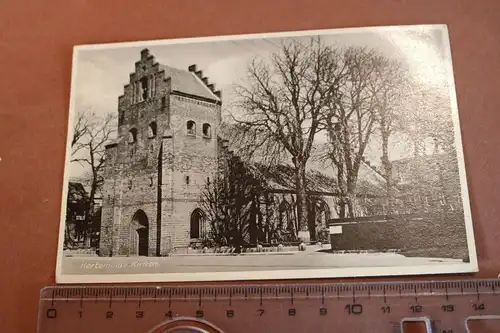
[
  {"xmin": 217, "ymin": 123, "xmax": 388, "ymax": 197},
  {"xmin": 250, "ymin": 163, "xmax": 338, "ymax": 194},
  {"xmin": 159, "ymin": 65, "xmax": 220, "ymax": 102},
  {"xmin": 249, "ymin": 161, "xmax": 387, "ymax": 197}
]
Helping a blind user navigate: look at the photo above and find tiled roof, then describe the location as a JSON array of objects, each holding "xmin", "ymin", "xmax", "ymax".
[
  {"xmin": 249, "ymin": 162, "xmax": 386, "ymax": 196},
  {"xmin": 159, "ymin": 65, "xmax": 220, "ymax": 102},
  {"xmin": 217, "ymin": 122, "xmax": 388, "ymax": 196}
]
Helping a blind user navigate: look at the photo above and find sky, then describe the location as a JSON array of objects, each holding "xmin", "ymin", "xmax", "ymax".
[{"xmin": 69, "ymin": 25, "xmax": 455, "ymax": 179}]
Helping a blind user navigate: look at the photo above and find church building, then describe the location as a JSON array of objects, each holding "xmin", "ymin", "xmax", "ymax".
[
  {"xmin": 99, "ymin": 49, "xmax": 221, "ymax": 257},
  {"xmin": 98, "ymin": 49, "xmax": 389, "ymax": 257}
]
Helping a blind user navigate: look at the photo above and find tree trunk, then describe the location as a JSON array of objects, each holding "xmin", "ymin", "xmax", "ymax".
[
  {"xmin": 307, "ymin": 199, "xmax": 317, "ymax": 242},
  {"xmin": 335, "ymin": 153, "xmax": 348, "ymax": 219},
  {"xmin": 294, "ymin": 163, "xmax": 308, "ymax": 241},
  {"xmin": 345, "ymin": 195, "xmax": 355, "ymax": 218},
  {"xmin": 249, "ymin": 199, "xmax": 258, "ymax": 244},
  {"xmin": 264, "ymin": 194, "xmax": 271, "ymax": 243},
  {"xmin": 256, "ymin": 196, "xmax": 264, "ymax": 243},
  {"xmin": 381, "ymin": 132, "xmax": 394, "ymax": 215},
  {"xmin": 339, "ymin": 199, "xmax": 347, "ymax": 219},
  {"xmin": 346, "ymin": 175, "xmax": 357, "ymax": 218}
]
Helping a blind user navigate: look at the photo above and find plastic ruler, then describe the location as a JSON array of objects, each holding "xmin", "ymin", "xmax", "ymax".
[{"xmin": 37, "ymin": 279, "xmax": 500, "ymax": 333}]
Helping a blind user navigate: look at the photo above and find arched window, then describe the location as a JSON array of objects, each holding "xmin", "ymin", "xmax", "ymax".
[
  {"xmin": 186, "ymin": 120, "xmax": 196, "ymax": 136},
  {"xmin": 140, "ymin": 77, "xmax": 149, "ymax": 101},
  {"xmin": 148, "ymin": 122, "xmax": 157, "ymax": 138},
  {"xmin": 315, "ymin": 200, "xmax": 330, "ymax": 228},
  {"xmin": 190, "ymin": 208, "xmax": 206, "ymax": 239},
  {"xmin": 278, "ymin": 201, "xmax": 292, "ymax": 232},
  {"xmin": 128, "ymin": 128, "xmax": 137, "ymax": 144},
  {"xmin": 202, "ymin": 123, "xmax": 211, "ymax": 138}
]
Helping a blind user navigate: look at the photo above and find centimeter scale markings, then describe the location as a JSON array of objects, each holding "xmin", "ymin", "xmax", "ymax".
[{"xmin": 38, "ymin": 279, "xmax": 500, "ymax": 333}]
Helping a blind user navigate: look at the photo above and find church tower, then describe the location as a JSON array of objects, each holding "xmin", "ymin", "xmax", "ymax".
[{"xmin": 99, "ymin": 49, "xmax": 221, "ymax": 257}]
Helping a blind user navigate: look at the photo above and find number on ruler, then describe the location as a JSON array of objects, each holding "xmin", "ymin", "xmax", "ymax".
[
  {"xmin": 410, "ymin": 305, "xmax": 423, "ymax": 313},
  {"xmin": 136, "ymin": 311, "xmax": 144, "ymax": 318},
  {"xmin": 226, "ymin": 310, "xmax": 234, "ymax": 318},
  {"xmin": 319, "ymin": 308, "xmax": 328, "ymax": 316},
  {"xmin": 345, "ymin": 304, "xmax": 363, "ymax": 315},
  {"xmin": 106, "ymin": 311, "xmax": 114, "ymax": 319},
  {"xmin": 472, "ymin": 303, "xmax": 485, "ymax": 311},
  {"xmin": 441, "ymin": 304, "xmax": 454, "ymax": 312},
  {"xmin": 196, "ymin": 310, "xmax": 204, "ymax": 318},
  {"xmin": 381, "ymin": 306, "xmax": 391, "ymax": 314}
]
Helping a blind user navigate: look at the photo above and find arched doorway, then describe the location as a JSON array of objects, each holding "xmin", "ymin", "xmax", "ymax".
[
  {"xmin": 132, "ymin": 210, "xmax": 149, "ymax": 256},
  {"xmin": 190, "ymin": 208, "xmax": 206, "ymax": 239},
  {"xmin": 315, "ymin": 200, "xmax": 331, "ymax": 228},
  {"xmin": 315, "ymin": 199, "xmax": 331, "ymax": 242},
  {"xmin": 278, "ymin": 200, "xmax": 294, "ymax": 241}
]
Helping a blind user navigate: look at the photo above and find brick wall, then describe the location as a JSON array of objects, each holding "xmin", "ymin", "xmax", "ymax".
[
  {"xmin": 161, "ymin": 96, "xmax": 219, "ymax": 249},
  {"xmin": 99, "ymin": 61, "xmax": 221, "ymax": 256},
  {"xmin": 99, "ymin": 49, "xmax": 173, "ymax": 257}
]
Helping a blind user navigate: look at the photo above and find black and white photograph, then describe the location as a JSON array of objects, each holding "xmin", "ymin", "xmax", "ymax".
[{"xmin": 56, "ymin": 24, "xmax": 478, "ymax": 283}]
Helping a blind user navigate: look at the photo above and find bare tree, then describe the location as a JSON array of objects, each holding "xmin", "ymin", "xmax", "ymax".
[
  {"xmin": 231, "ymin": 37, "xmax": 340, "ymax": 240},
  {"xmin": 70, "ymin": 109, "xmax": 115, "ymax": 247},
  {"xmin": 200, "ymin": 152, "xmax": 263, "ymax": 252},
  {"xmin": 321, "ymin": 47, "xmax": 386, "ymax": 218},
  {"xmin": 71, "ymin": 109, "xmax": 90, "ymax": 153},
  {"xmin": 369, "ymin": 57, "xmax": 409, "ymax": 214}
]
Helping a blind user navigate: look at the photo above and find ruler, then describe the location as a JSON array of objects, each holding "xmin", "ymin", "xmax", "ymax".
[{"xmin": 37, "ymin": 279, "xmax": 500, "ymax": 333}]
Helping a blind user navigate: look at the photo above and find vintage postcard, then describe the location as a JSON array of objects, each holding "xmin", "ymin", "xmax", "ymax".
[{"xmin": 56, "ymin": 24, "xmax": 478, "ymax": 283}]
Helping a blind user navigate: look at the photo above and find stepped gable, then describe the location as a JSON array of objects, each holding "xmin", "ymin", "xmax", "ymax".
[{"xmin": 158, "ymin": 63, "xmax": 221, "ymax": 102}]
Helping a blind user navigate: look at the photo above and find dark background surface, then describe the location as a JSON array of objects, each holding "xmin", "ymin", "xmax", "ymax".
[{"xmin": 0, "ymin": 0, "xmax": 499, "ymax": 332}]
